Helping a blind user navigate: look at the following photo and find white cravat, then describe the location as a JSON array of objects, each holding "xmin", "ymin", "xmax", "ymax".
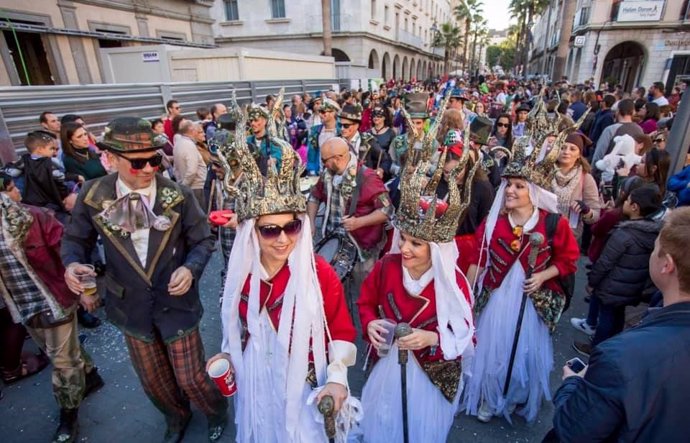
[
  {"xmin": 116, "ymin": 177, "xmax": 157, "ymax": 268},
  {"xmin": 402, "ymin": 266, "xmax": 434, "ymax": 296}
]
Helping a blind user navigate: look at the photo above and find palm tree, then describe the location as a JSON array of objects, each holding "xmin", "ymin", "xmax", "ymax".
[
  {"xmin": 454, "ymin": 0, "xmax": 483, "ymax": 75},
  {"xmin": 509, "ymin": 0, "xmax": 528, "ymax": 75},
  {"xmin": 432, "ymin": 22, "xmax": 463, "ymax": 76},
  {"xmin": 470, "ymin": 22, "xmax": 489, "ymax": 74},
  {"xmin": 321, "ymin": 0, "xmax": 332, "ymax": 56},
  {"xmin": 477, "ymin": 33, "xmax": 491, "ymax": 73}
]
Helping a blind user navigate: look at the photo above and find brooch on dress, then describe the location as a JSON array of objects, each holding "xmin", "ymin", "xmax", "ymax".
[{"xmin": 510, "ymin": 225, "xmax": 524, "ymax": 252}]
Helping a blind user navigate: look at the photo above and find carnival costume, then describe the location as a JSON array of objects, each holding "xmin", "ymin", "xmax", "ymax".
[
  {"xmin": 461, "ymin": 105, "xmax": 581, "ymax": 423},
  {"xmin": 219, "ymin": 100, "xmax": 360, "ymax": 443},
  {"xmin": 246, "ymin": 89, "xmax": 290, "ymax": 176},
  {"xmin": 339, "ymin": 103, "xmax": 391, "ymax": 174},
  {"xmin": 390, "ymin": 92, "xmax": 431, "ymax": 172},
  {"xmin": 61, "ymin": 117, "xmax": 228, "ymax": 441},
  {"xmin": 307, "ymin": 98, "xmax": 342, "ymax": 174},
  {"xmin": 356, "ymin": 95, "xmax": 476, "ymax": 443}
]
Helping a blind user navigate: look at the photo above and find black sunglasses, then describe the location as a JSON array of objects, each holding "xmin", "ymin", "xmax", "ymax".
[
  {"xmin": 113, "ymin": 152, "xmax": 163, "ymax": 170},
  {"xmin": 654, "ymin": 138, "xmax": 665, "ymax": 143},
  {"xmin": 256, "ymin": 219, "xmax": 302, "ymax": 239},
  {"xmin": 496, "ymin": 122, "xmax": 510, "ymax": 128},
  {"xmin": 341, "ymin": 123, "xmax": 355, "ymax": 129}
]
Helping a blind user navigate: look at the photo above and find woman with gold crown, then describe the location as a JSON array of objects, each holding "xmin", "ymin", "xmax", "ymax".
[
  {"xmin": 354, "ymin": 100, "xmax": 475, "ymax": 442},
  {"xmin": 206, "ymin": 104, "xmax": 361, "ymax": 442},
  {"xmin": 461, "ymin": 122, "xmax": 580, "ymax": 423}
]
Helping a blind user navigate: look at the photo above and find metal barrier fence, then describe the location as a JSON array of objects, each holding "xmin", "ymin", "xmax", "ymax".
[{"xmin": 0, "ymin": 79, "xmax": 339, "ymax": 163}]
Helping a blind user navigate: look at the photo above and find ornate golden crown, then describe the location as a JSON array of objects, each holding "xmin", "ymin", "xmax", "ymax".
[
  {"xmin": 219, "ymin": 91, "xmax": 306, "ymax": 222},
  {"xmin": 502, "ymin": 107, "xmax": 589, "ymax": 189},
  {"xmin": 526, "ymin": 93, "xmax": 565, "ymax": 152},
  {"xmin": 395, "ymin": 91, "xmax": 480, "ymax": 243}
]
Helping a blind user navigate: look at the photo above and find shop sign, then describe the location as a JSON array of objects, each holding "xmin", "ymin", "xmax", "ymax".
[
  {"xmin": 617, "ymin": 0, "xmax": 664, "ymax": 22},
  {"xmin": 142, "ymin": 51, "xmax": 160, "ymax": 63}
]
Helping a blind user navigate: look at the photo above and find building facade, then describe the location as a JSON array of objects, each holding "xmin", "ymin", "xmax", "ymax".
[
  {"xmin": 211, "ymin": 0, "xmax": 457, "ymax": 81},
  {"xmin": 0, "ymin": 0, "xmax": 215, "ymax": 86},
  {"xmin": 530, "ymin": 0, "xmax": 690, "ymax": 92},
  {"xmin": 528, "ymin": 0, "xmax": 562, "ymax": 77}
]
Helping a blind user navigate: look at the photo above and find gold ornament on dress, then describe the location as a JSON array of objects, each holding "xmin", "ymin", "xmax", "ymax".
[{"xmin": 218, "ymin": 91, "xmax": 306, "ymax": 222}]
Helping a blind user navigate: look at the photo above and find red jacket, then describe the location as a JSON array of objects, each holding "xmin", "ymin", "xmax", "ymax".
[
  {"xmin": 310, "ymin": 166, "xmax": 391, "ymax": 251},
  {"xmin": 357, "ymin": 253, "xmax": 473, "ymax": 364},
  {"xmin": 359, "ymin": 108, "xmax": 373, "ymax": 133},
  {"xmin": 472, "ymin": 209, "xmax": 579, "ymax": 294},
  {"xmin": 163, "ymin": 117, "xmax": 174, "ymax": 141},
  {"xmin": 22, "ymin": 205, "xmax": 78, "ymax": 309},
  {"xmin": 238, "ymin": 255, "xmax": 356, "ymax": 349}
]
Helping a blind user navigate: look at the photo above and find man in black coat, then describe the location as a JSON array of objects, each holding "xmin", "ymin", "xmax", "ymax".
[
  {"xmin": 61, "ymin": 118, "xmax": 227, "ymax": 443},
  {"xmin": 552, "ymin": 207, "xmax": 690, "ymax": 442}
]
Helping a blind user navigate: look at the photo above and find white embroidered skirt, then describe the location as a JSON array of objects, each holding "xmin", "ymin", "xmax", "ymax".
[{"xmin": 461, "ymin": 263, "xmax": 553, "ymax": 423}]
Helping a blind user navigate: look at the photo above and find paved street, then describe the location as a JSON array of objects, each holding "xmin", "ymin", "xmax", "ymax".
[{"xmin": 0, "ymin": 252, "xmax": 592, "ymax": 443}]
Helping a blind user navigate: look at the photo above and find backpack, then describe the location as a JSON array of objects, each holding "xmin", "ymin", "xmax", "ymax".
[{"xmin": 546, "ymin": 213, "xmax": 576, "ymax": 312}]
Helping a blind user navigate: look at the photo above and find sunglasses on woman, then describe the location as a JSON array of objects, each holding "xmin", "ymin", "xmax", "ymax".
[
  {"xmin": 496, "ymin": 122, "xmax": 510, "ymax": 128},
  {"xmin": 654, "ymin": 138, "xmax": 665, "ymax": 143},
  {"xmin": 113, "ymin": 152, "xmax": 164, "ymax": 170},
  {"xmin": 256, "ymin": 219, "xmax": 302, "ymax": 239}
]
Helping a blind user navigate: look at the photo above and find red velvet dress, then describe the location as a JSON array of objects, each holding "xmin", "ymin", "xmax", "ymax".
[
  {"xmin": 356, "ymin": 253, "xmax": 473, "ymax": 443},
  {"xmin": 238, "ymin": 255, "xmax": 356, "ymax": 351},
  {"xmin": 462, "ymin": 209, "xmax": 579, "ymax": 423}
]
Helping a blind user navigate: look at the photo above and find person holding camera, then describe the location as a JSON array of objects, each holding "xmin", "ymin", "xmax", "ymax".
[{"xmin": 551, "ymin": 207, "xmax": 690, "ymax": 442}]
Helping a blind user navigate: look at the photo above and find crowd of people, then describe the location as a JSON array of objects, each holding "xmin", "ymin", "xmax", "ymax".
[{"xmin": 1, "ymin": 72, "xmax": 689, "ymax": 443}]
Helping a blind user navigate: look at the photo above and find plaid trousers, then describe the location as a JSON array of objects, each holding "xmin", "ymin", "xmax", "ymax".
[{"xmin": 125, "ymin": 328, "xmax": 227, "ymax": 430}]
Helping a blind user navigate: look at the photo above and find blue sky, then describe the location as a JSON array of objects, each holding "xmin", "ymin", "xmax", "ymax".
[{"xmin": 484, "ymin": 0, "xmax": 513, "ymax": 31}]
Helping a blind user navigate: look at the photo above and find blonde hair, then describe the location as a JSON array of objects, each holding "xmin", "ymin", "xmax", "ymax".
[{"xmin": 658, "ymin": 207, "xmax": 690, "ymax": 292}]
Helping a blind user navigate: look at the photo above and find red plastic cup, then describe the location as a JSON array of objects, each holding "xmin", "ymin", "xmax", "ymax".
[
  {"xmin": 208, "ymin": 358, "xmax": 237, "ymax": 397},
  {"xmin": 209, "ymin": 209, "xmax": 234, "ymax": 227}
]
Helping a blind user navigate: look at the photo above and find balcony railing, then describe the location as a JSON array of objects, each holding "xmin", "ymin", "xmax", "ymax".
[
  {"xmin": 398, "ymin": 30, "xmax": 424, "ymax": 49},
  {"xmin": 431, "ymin": 47, "xmax": 445, "ymax": 57}
]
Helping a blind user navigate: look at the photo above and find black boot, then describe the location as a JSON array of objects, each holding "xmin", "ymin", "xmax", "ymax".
[
  {"xmin": 84, "ymin": 367, "xmax": 105, "ymax": 398},
  {"xmin": 77, "ymin": 306, "xmax": 101, "ymax": 329},
  {"xmin": 162, "ymin": 412, "xmax": 192, "ymax": 443},
  {"xmin": 53, "ymin": 408, "xmax": 78, "ymax": 443}
]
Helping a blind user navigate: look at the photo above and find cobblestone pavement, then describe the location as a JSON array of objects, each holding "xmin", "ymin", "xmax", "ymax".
[{"xmin": 0, "ymin": 253, "xmax": 592, "ymax": 442}]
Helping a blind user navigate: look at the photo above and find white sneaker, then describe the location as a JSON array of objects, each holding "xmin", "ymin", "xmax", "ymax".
[
  {"xmin": 477, "ymin": 400, "xmax": 492, "ymax": 423},
  {"xmin": 570, "ymin": 318, "xmax": 596, "ymax": 336}
]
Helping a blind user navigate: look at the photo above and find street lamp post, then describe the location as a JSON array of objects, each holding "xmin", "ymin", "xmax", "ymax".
[{"xmin": 430, "ymin": 22, "xmax": 439, "ymax": 79}]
